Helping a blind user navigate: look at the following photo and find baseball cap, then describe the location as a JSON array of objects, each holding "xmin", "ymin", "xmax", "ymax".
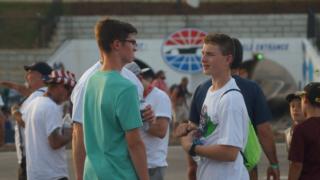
[
  {"xmin": 24, "ymin": 62, "xmax": 52, "ymax": 76},
  {"xmin": 125, "ymin": 62, "xmax": 141, "ymax": 76},
  {"xmin": 296, "ymin": 82, "xmax": 320, "ymax": 106},
  {"xmin": 43, "ymin": 70, "xmax": 76, "ymax": 88},
  {"xmin": 125, "ymin": 62, "xmax": 151, "ymax": 76},
  {"xmin": 286, "ymin": 92, "xmax": 301, "ymax": 103}
]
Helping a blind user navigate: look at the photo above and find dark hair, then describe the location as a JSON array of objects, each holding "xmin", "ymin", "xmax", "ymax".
[
  {"xmin": 204, "ymin": 33, "xmax": 234, "ymax": 57},
  {"xmin": 303, "ymin": 82, "xmax": 320, "ymax": 107},
  {"xmin": 155, "ymin": 70, "xmax": 165, "ymax": 78},
  {"xmin": 231, "ymin": 38, "xmax": 243, "ymax": 69},
  {"xmin": 95, "ymin": 17, "xmax": 138, "ymax": 53},
  {"xmin": 239, "ymin": 59, "xmax": 258, "ymax": 79},
  {"xmin": 141, "ymin": 71, "xmax": 154, "ymax": 81}
]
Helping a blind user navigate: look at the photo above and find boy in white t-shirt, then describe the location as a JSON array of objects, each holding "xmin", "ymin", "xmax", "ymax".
[
  {"xmin": 23, "ymin": 70, "xmax": 76, "ymax": 180},
  {"xmin": 126, "ymin": 62, "xmax": 172, "ymax": 180},
  {"xmin": 179, "ymin": 33, "xmax": 249, "ymax": 180}
]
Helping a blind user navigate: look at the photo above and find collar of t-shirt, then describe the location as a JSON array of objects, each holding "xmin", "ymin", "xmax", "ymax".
[
  {"xmin": 143, "ymin": 84, "xmax": 154, "ymax": 98},
  {"xmin": 36, "ymin": 87, "xmax": 47, "ymax": 93}
]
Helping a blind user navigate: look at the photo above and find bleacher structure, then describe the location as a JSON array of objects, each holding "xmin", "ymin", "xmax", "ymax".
[{"xmin": 0, "ymin": 1, "xmax": 319, "ymax": 83}]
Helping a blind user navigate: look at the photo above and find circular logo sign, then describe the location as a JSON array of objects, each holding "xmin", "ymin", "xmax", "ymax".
[{"xmin": 161, "ymin": 28, "xmax": 207, "ymax": 74}]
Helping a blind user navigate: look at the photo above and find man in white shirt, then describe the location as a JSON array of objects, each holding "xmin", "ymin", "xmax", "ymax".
[
  {"xmin": 23, "ymin": 70, "xmax": 76, "ymax": 180},
  {"xmin": 178, "ymin": 33, "xmax": 249, "ymax": 180},
  {"xmin": 1, "ymin": 61, "xmax": 52, "ymax": 180},
  {"xmin": 126, "ymin": 62, "xmax": 172, "ymax": 180}
]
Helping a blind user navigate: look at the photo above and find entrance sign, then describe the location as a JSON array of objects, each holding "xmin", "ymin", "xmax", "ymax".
[{"xmin": 161, "ymin": 28, "xmax": 207, "ymax": 74}]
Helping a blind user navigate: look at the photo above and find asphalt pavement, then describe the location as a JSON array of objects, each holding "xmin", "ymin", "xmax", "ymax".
[{"xmin": 0, "ymin": 143, "xmax": 289, "ymax": 180}]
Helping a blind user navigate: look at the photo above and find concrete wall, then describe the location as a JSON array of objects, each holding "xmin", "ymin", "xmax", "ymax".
[
  {"xmin": 0, "ymin": 14, "xmax": 316, "ymax": 83},
  {"xmin": 0, "ymin": 50, "xmax": 51, "ymax": 83},
  {"xmin": 57, "ymin": 14, "xmax": 308, "ymax": 41}
]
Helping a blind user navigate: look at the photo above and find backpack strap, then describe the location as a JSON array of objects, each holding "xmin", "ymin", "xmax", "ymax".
[
  {"xmin": 36, "ymin": 88, "xmax": 46, "ymax": 93},
  {"xmin": 221, "ymin": 88, "xmax": 241, "ymax": 98},
  {"xmin": 220, "ymin": 88, "xmax": 247, "ymax": 163}
]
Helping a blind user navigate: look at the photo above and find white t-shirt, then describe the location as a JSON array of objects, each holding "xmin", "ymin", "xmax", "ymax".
[
  {"xmin": 23, "ymin": 96, "xmax": 68, "ymax": 180},
  {"xmin": 139, "ymin": 87, "xmax": 172, "ymax": 168},
  {"xmin": 197, "ymin": 78, "xmax": 249, "ymax": 180},
  {"xmin": 0, "ymin": 95, "xmax": 4, "ymax": 106},
  {"xmin": 71, "ymin": 61, "xmax": 143, "ymax": 123},
  {"xmin": 15, "ymin": 87, "xmax": 47, "ymax": 164}
]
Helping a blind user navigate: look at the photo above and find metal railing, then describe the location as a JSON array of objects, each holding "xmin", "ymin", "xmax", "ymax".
[
  {"xmin": 0, "ymin": 1, "xmax": 62, "ymax": 49},
  {"xmin": 307, "ymin": 8, "xmax": 320, "ymax": 51}
]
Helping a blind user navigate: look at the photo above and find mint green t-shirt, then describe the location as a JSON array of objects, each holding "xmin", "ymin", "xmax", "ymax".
[{"xmin": 83, "ymin": 71, "xmax": 143, "ymax": 180}]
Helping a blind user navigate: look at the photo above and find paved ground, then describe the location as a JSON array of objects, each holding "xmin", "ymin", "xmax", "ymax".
[{"xmin": 0, "ymin": 143, "xmax": 289, "ymax": 180}]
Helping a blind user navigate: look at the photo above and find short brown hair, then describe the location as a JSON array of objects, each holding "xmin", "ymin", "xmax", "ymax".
[
  {"xmin": 95, "ymin": 17, "xmax": 137, "ymax": 53},
  {"xmin": 204, "ymin": 33, "xmax": 235, "ymax": 57}
]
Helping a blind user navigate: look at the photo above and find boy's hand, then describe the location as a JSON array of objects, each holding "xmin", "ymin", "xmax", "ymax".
[
  {"xmin": 180, "ymin": 130, "xmax": 196, "ymax": 152},
  {"xmin": 175, "ymin": 123, "xmax": 197, "ymax": 138},
  {"xmin": 142, "ymin": 105, "xmax": 155, "ymax": 124}
]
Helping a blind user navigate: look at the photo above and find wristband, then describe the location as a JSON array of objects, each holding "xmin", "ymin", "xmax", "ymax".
[
  {"xmin": 189, "ymin": 143, "xmax": 197, "ymax": 157},
  {"xmin": 270, "ymin": 163, "xmax": 279, "ymax": 169}
]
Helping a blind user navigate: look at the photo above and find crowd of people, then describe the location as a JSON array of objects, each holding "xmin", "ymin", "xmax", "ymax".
[{"xmin": 0, "ymin": 17, "xmax": 319, "ymax": 180}]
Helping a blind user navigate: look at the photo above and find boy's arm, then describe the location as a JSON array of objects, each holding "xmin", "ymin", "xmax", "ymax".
[
  {"xmin": 181, "ymin": 131, "xmax": 240, "ymax": 162},
  {"xmin": 288, "ymin": 161, "xmax": 302, "ymax": 180},
  {"xmin": 195, "ymin": 144, "xmax": 239, "ymax": 161},
  {"xmin": 147, "ymin": 117, "xmax": 169, "ymax": 139},
  {"xmin": 11, "ymin": 108, "xmax": 25, "ymax": 128},
  {"xmin": 126, "ymin": 128, "xmax": 149, "ymax": 180},
  {"xmin": 48, "ymin": 127, "xmax": 72, "ymax": 149},
  {"xmin": 0, "ymin": 81, "xmax": 31, "ymax": 97},
  {"xmin": 186, "ymin": 153, "xmax": 197, "ymax": 180},
  {"xmin": 72, "ymin": 122, "xmax": 86, "ymax": 180}
]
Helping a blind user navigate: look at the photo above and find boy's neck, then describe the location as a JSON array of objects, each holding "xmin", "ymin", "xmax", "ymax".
[
  {"xmin": 305, "ymin": 108, "xmax": 320, "ymax": 119},
  {"xmin": 100, "ymin": 53, "xmax": 123, "ymax": 72},
  {"xmin": 210, "ymin": 71, "xmax": 231, "ymax": 91}
]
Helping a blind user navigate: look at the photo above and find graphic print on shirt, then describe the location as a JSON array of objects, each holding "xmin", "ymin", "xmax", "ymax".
[{"xmin": 198, "ymin": 105, "xmax": 217, "ymax": 138}]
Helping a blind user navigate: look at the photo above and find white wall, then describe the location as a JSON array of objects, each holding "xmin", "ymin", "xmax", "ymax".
[
  {"xmin": 48, "ymin": 38, "xmax": 313, "ymax": 92},
  {"xmin": 302, "ymin": 39, "xmax": 320, "ymax": 84}
]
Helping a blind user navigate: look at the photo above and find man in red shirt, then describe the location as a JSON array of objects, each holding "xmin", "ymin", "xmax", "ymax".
[{"xmin": 288, "ymin": 82, "xmax": 320, "ymax": 180}]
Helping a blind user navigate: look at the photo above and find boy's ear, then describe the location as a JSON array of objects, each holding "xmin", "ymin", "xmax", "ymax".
[
  {"xmin": 301, "ymin": 97, "xmax": 308, "ymax": 106},
  {"xmin": 226, "ymin": 54, "xmax": 233, "ymax": 65},
  {"xmin": 110, "ymin": 39, "xmax": 122, "ymax": 50}
]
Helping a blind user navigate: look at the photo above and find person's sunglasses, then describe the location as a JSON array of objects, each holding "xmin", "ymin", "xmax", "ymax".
[{"xmin": 123, "ymin": 39, "xmax": 137, "ymax": 47}]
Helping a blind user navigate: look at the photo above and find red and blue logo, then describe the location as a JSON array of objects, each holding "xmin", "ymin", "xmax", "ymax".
[{"xmin": 161, "ymin": 28, "xmax": 207, "ymax": 73}]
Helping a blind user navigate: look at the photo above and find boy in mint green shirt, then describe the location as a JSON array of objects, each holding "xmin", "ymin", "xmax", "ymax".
[
  {"xmin": 82, "ymin": 18, "xmax": 149, "ymax": 180},
  {"xmin": 84, "ymin": 71, "xmax": 142, "ymax": 179}
]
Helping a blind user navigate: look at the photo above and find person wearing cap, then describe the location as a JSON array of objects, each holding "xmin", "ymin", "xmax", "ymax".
[
  {"xmin": 126, "ymin": 62, "xmax": 172, "ymax": 180},
  {"xmin": 176, "ymin": 37, "xmax": 279, "ymax": 180},
  {"xmin": 82, "ymin": 18, "xmax": 149, "ymax": 180},
  {"xmin": 288, "ymin": 82, "xmax": 320, "ymax": 180},
  {"xmin": 284, "ymin": 92, "xmax": 305, "ymax": 151},
  {"xmin": 0, "ymin": 61, "xmax": 54, "ymax": 97},
  {"xmin": 22, "ymin": 70, "xmax": 75, "ymax": 180},
  {"xmin": 0, "ymin": 61, "xmax": 52, "ymax": 180}
]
